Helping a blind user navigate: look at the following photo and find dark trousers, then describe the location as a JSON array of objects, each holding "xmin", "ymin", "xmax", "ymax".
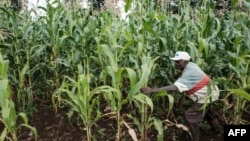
[{"xmin": 184, "ymin": 103, "xmax": 208, "ymax": 141}]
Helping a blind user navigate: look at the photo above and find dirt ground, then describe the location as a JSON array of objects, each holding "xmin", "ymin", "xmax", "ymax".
[{"xmin": 14, "ymin": 100, "xmax": 224, "ymax": 141}]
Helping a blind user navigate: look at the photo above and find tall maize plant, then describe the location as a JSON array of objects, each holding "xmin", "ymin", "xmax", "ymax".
[
  {"xmin": 0, "ymin": 51, "xmax": 37, "ymax": 141},
  {"xmin": 0, "ymin": 7, "xmax": 33, "ymax": 113},
  {"xmin": 222, "ymin": 10, "xmax": 250, "ymax": 124},
  {"xmin": 126, "ymin": 55, "xmax": 165, "ymax": 141},
  {"xmin": 97, "ymin": 34, "xmax": 130, "ymax": 140}
]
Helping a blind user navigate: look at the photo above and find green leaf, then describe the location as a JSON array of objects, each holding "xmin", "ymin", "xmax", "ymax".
[
  {"xmin": 228, "ymin": 89, "xmax": 250, "ymax": 101},
  {"xmin": 244, "ymin": 0, "xmax": 250, "ymax": 9},
  {"xmin": 232, "ymin": 0, "xmax": 239, "ymax": 7},
  {"xmin": 128, "ymin": 55, "xmax": 159, "ymax": 98},
  {"xmin": 125, "ymin": 67, "xmax": 137, "ymax": 88},
  {"xmin": 153, "ymin": 118, "xmax": 164, "ymax": 141},
  {"xmin": 198, "ymin": 37, "xmax": 209, "ymax": 59},
  {"xmin": 0, "ymin": 128, "xmax": 7, "ymax": 141},
  {"xmin": 18, "ymin": 124, "xmax": 38, "ymax": 141},
  {"xmin": 0, "ymin": 60, "xmax": 9, "ymax": 79},
  {"xmin": 133, "ymin": 93, "xmax": 154, "ymax": 112},
  {"xmin": 0, "ymin": 79, "xmax": 10, "ymax": 100},
  {"xmin": 125, "ymin": 0, "xmax": 133, "ymax": 12},
  {"xmin": 153, "ymin": 91, "xmax": 174, "ymax": 117}
]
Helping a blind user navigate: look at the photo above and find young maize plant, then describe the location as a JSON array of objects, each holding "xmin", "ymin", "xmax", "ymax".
[
  {"xmin": 97, "ymin": 43, "xmax": 127, "ymax": 141},
  {"xmin": 54, "ymin": 74, "xmax": 98, "ymax": 141},
  {"xmin": 53, "ymin": 62, "xmax": 120, "ymax": 141}
]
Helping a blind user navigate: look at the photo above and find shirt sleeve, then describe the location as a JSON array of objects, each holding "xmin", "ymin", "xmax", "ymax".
[{"xmin": 174, "ymin": 81, "xmax": 189, "ymax": 93}]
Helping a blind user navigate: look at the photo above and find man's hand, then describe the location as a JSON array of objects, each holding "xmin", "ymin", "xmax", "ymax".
[{"xmin": 140, "ymin": 86, "xmax": 153, "ymax": 94}]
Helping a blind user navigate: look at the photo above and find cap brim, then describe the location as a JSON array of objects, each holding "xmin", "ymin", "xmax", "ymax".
[{"xmin": 170, "ymin": 57, "xmax": 181, "ymax": 60}]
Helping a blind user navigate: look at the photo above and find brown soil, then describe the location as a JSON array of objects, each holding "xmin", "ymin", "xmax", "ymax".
[
  {"xmin": 17, "ymin": 103, "xmax": 224, "ymax": 141},
  {"xmin": 1, "ymin": 99, "xmax": 224, "ymax": 141}
]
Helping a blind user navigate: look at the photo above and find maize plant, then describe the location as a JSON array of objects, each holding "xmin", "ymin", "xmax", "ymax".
[
  {"xmin": 0, "ymin": 52, "xmax": 37, "ymax": 141},
  {"xmin": 54, "ymin": 71, "xmax": 122, "ymax": 141}
]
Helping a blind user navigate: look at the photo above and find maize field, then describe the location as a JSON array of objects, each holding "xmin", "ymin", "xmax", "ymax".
[{"xmin": 0, "ymin": 0, "xmax": 250, "ymax": 141}]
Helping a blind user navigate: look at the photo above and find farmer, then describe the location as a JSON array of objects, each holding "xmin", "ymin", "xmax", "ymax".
[{"xmin": 140, "ymin": 51, "xmax": 220, "ymax": 141}]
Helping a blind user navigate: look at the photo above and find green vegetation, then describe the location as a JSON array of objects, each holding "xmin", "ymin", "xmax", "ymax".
[
  {"xmin": 0, "ymin": 0, "xmax": 249, "ymax": 140},
  {"xmin": 0, "ymin": 52, "xmax": 37, "ymax": 141}
]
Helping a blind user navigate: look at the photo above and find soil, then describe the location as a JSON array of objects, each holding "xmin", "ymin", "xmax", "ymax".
[{"xmin": 13, "ymin": 99, "xmax": 224, "ymax": 141}]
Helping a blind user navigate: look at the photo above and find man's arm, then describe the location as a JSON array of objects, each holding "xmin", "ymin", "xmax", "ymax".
[{"xmin": 140, "ymin": 85, "xmax": 178, "ymax": 94}]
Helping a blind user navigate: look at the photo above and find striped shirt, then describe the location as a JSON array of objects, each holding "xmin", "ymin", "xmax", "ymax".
[{"xmin": 174, "ymin": 62, "xmax": 219, "ymax": 103}]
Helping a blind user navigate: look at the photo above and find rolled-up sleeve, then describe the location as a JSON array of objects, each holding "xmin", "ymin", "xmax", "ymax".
[{"xmin": 174, "ymin": 81, "xmax": 189, "ymax": 93}]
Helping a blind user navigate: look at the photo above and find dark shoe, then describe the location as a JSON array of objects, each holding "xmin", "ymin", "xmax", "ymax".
[
  {"xmin": 208, "ymin": 118, "xmax": 221, "ymax": 133},
  {"xmin": 190, "ymin": 129, "xmax": 200, "ymax": 141},
  {"xmin": 205, "ymin": 109, "xmax": 222, "ymax": 133}
]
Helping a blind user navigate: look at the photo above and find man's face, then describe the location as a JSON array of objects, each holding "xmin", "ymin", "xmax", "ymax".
[{"xmin": 174, "ymin": 60, "xmax": 187, "ymax": 70}]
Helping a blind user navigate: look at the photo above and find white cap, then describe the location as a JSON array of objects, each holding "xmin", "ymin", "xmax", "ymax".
[{"xmin": 170, "ymin": 51, "xmax": 191, "ymax": 61}]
